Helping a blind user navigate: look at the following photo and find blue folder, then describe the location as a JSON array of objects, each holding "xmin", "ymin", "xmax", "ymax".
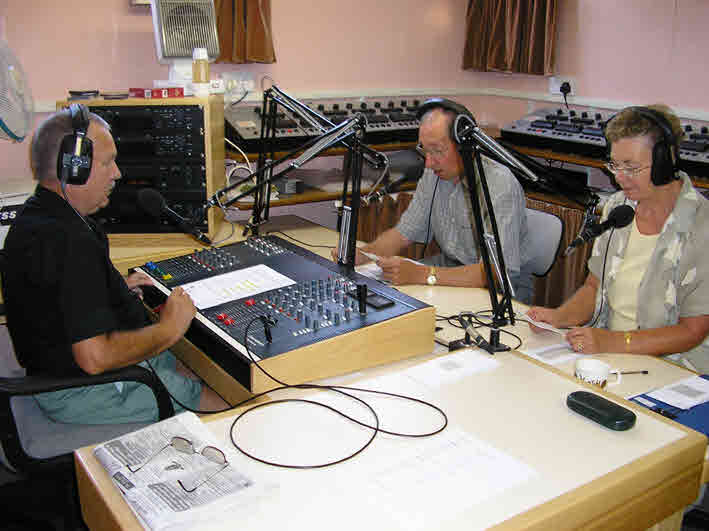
[{"xmin": 629, "ymin": 375, "xmax": 709, "ymax": 436}]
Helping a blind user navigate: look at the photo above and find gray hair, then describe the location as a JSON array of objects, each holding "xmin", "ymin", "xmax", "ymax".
[{"xmin": 30, "ymin": 108, "xmax": 110, "ymax": 182}]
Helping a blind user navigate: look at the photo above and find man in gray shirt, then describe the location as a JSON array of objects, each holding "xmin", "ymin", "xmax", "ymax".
[{"xmin": 348, "ymin": 103, "xmax": 533, "ymax": 303}]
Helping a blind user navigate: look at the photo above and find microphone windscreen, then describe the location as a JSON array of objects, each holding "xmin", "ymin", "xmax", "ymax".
[
  {"xmin": 137, "ymin": 188, "xmax": 166, "ymax": 218},
  {"xmin": 608, "ymin": 204, "xmax": 635, "ymax": 229}
]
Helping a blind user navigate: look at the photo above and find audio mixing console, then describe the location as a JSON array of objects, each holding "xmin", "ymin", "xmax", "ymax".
[
  {"xmin": 138, "ymin": 236, "xmax": 434, "ymax": 392},
  {"xmin": 501, "ymin": 107, "xmax": 709, "ymax": 178},
  {"xmin": 225, "ymin": 96, "xmax": 426, "ymax": 153}
]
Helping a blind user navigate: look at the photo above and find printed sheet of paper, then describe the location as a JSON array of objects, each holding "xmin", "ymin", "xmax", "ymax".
[
  {"xmin": 521, "ymin": 309, "xmax": 570, "ymax": 335},
  {"xmin": 647, "ymin": 375, "xmax": 709, "ymax": 409},
  {"xmin": 180, "ymin": 264, "xmax": 295, "ymax": 309}
]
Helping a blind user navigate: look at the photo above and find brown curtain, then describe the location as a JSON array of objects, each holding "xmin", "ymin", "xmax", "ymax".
[
  {"xmin": 215, "ymin": 0, "xmax": 276, "ymax": 63},
  {"xmin": 463, "ymin": 0, "xmax": 557, "ymax": 75}
]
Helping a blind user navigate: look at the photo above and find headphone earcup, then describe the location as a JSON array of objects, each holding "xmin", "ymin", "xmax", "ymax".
[
  {"xmin": 651, "ymin": 139, "xmax": 673, "ymax": 186},
  {"xmin": 57, "ymin": 132, "xmax": 94, "ymax": 185}
]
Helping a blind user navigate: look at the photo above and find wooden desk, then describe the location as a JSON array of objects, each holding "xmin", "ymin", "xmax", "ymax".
[
  {"xmin": 76, "ymin": 218, "xmax": 707, "ymax": 531},
  {"xmin": 74, "ymin": 348, "xmax": 705, "ymax": 531}
]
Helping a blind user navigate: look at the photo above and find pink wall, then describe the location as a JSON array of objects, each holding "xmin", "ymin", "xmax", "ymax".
[{"xmin": 2, "ymin": 0, "xmax": 709, "ymax": 187}]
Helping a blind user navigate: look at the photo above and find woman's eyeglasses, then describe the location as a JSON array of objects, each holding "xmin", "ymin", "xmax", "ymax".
[
  {"xmin": 604, "ymin": 161, "xmax": 651, "ymax": 177},
  {"xmin": 127, "ymin": 436, "xmax": 229, "ymax": 492}
]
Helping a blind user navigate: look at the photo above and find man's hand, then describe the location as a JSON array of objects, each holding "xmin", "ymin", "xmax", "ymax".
[
  {"xmin": 159, "ymin": 287, "xmax": 197, "ymax": 342},
  {"xmin": 124, "ymin": 271, "xmax": 154, "ymax": 299},
  {"xmin": 377, "ymin": 256, "xmax": 424, "ymax": 285}
]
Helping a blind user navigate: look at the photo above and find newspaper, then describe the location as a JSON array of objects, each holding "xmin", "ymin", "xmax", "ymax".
[{"xmin": 93, "ymin": 412, "xmax": 260, "ymax": 530}]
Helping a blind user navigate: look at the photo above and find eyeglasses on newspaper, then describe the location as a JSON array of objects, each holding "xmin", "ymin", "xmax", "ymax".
[{"xmin": 127, "ymin": 436, "xmax": 229, "ymax": 493}]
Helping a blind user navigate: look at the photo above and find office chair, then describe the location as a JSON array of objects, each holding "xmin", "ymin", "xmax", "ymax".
[
  {"xmin": 525, "ymin": 208, "xmax": 565, "ymax": 277},
  {"xmin": 0, "ymin": 323, "xmax": 175, "ymax": 530}
]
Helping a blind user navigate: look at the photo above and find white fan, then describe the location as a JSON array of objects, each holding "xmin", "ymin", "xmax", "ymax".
[
  {"xmin": 150, "ymin": 0, "xmax": 220, "ymax": 81},
  {"xmin": 0, "ymin": 39, "xmax": 33, "ymax": 142}
]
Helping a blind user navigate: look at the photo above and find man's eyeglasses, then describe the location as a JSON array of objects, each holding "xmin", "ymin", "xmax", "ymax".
[
  {"xmin": 128, "ymin": 436, "xmax": 229, "ymax": 493},
  {"xmin": 604, "ymin": 161, "xmax": 651, "ymax": 177},
  {"xmin": 416, "ymin": 143, "xmax": 448, "ymax": 160}
]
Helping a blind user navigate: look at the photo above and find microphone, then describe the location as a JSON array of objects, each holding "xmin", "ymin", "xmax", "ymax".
[
  {"xmin": 564, "ymin": 204, "xmax": 635, "ymax": 257},
  {"xmin": 137, "ymin": 188, "xmax": 212, "ymax": 246}
]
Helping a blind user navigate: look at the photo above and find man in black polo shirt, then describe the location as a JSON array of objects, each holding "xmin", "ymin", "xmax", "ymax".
[{"xmin": 2, "ymin": 106, "xmax": 226, "ymax": 423}]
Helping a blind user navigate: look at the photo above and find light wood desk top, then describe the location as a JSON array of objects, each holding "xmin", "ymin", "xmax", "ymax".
[
  {"xmin": 76, "ymin": 216, "xmax": 708, "ymax": 531},
  {"xmin": 75, "ymin": 346, "xmax": 705, "ymax": 531}
]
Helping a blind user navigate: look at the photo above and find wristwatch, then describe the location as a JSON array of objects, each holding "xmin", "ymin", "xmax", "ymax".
[{"xmin": 426, "ymin": 266, "xmax": 438, "ymax": 286}]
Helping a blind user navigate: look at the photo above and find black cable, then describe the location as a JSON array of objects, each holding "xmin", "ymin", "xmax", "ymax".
[
  {"xmin": 586, "ymin": 219, "xmax": 617, "ymax": 329},
  {"xmin": 455, "ymin": 311, "xmax": 523, "ymax": 351},
  {"xmin": 420, "ymin": 176, "xmax": 440, "ymax": 260},
  {"xmin": 265, "ymin": 230, "xmax": 334, "ymax": 250},
  {"xmin": 229, "ymin": 316, "xmax": 448, "ymax": 469},
  {"xmin": 147, "ymin": 313, "xmax": 448, "ymax": 469}
]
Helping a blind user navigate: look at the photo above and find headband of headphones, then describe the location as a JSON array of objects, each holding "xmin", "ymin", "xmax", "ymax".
[{"xmin": 416, "ymin": 98, "xmax": 476, "ymax": 143}]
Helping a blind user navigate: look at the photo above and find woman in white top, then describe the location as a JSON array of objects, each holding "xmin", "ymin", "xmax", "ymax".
[{"xmin": 527, "ymin": 104, "xmax": 709, "ymax": 373}]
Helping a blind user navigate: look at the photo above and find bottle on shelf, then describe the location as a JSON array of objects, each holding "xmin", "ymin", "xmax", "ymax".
[{"xmin": 192, "ymin": 47, "xmax": 210, "ymax": 98}]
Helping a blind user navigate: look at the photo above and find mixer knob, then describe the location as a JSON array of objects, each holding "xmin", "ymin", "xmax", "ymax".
[
  {"xmin": 360, "ymin": 102, "xmax": 367, "ymax": 109},
  {"xmin": 313, "ymin": 319, "xmax": 320, "ymax": 331},
  {"xmin": 332, "ymin": 104, "xmax": 339, "ymax": 111},
  {"xmin": 703, "ymin": 127, "xmax": 709, "ymax": 134},
  {"xmin": 346, "ymin": 103, "xmax": 353, "ymax": 110},
  {"xmin": 581, "ymin": 111, "xmax": 588, "ymax": 118},
  {"xmin": 569, "ymin": 110, "xmax": 577, "ymax": 117},
  {"xmin": 317, "ymin": 303, "xmax": 324, "ymax": 314},
  {"xmin": 325, "ymin": 308, "xmax": 332, "ymax": 320},
  {"xmin": 374, "ymin": 102, "xmax": 381, "ymax": 109},
  {"xmin": 317, "ymin": 104, "xmax": 325, "ymax": 111},
  {"xmin": 304, "ymin": 314, "xmax": 311, "ymax": 327},
  {"xmin": 595, "ymin": 113, "xmax": 602, "ymax": 120},
  {"xmin": 401, "ymin": 100, "xmax": 407, "ymax": 108},
  {"xmin": 334, "ymin": 313, "xmax": 341, "ymax": 325},
  {"xmin": 387, "ymin": 101, "xmax": 395, "ymax": 108},
  {"xmin": 685, "ymin": 125, "xmax": 693, "ymax": 132},
  {"xmin": 297, "ymin": 309, "xmax": 303, "ymax": 321},
  {"xmin": 344, "ymin": 308, "xmax": 351, "ymax": 321},
  {"xmin": 413, "ymin": 99, "xmax": 420, "ymax": 106},
  {"xmin": 556, "ymin": 108, "xmax": 564, "ymax": 115}
]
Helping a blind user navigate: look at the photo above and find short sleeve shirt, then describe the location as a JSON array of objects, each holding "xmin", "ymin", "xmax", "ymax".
[
  {"xmin": 395, "ymin": 157, "xmax": 531, "ymax": 297},
  {"xmin": 2, "ymin": 186, "xmax": 148, "ymax": 375},
  {"xmin": 587, "ymin": 173, "xmax": 709, "ymax": 372}
]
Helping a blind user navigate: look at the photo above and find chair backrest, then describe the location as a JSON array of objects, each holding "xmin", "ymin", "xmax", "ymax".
[{"xmin": 525, "ymin": 208, "xmax": 564, "ymax": 277}]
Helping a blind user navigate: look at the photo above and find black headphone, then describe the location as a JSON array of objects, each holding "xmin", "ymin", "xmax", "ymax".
[
  {"xmin": 57, "ymin": 103, "xmax": 93, "ymax": 185},
  {"xmin": 606, "ymin": 106, "xmax": 679, "ymax": 186},
  {"xmin": 416, "ymin": 98, "xmax": 475, "ymax": 142}
]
